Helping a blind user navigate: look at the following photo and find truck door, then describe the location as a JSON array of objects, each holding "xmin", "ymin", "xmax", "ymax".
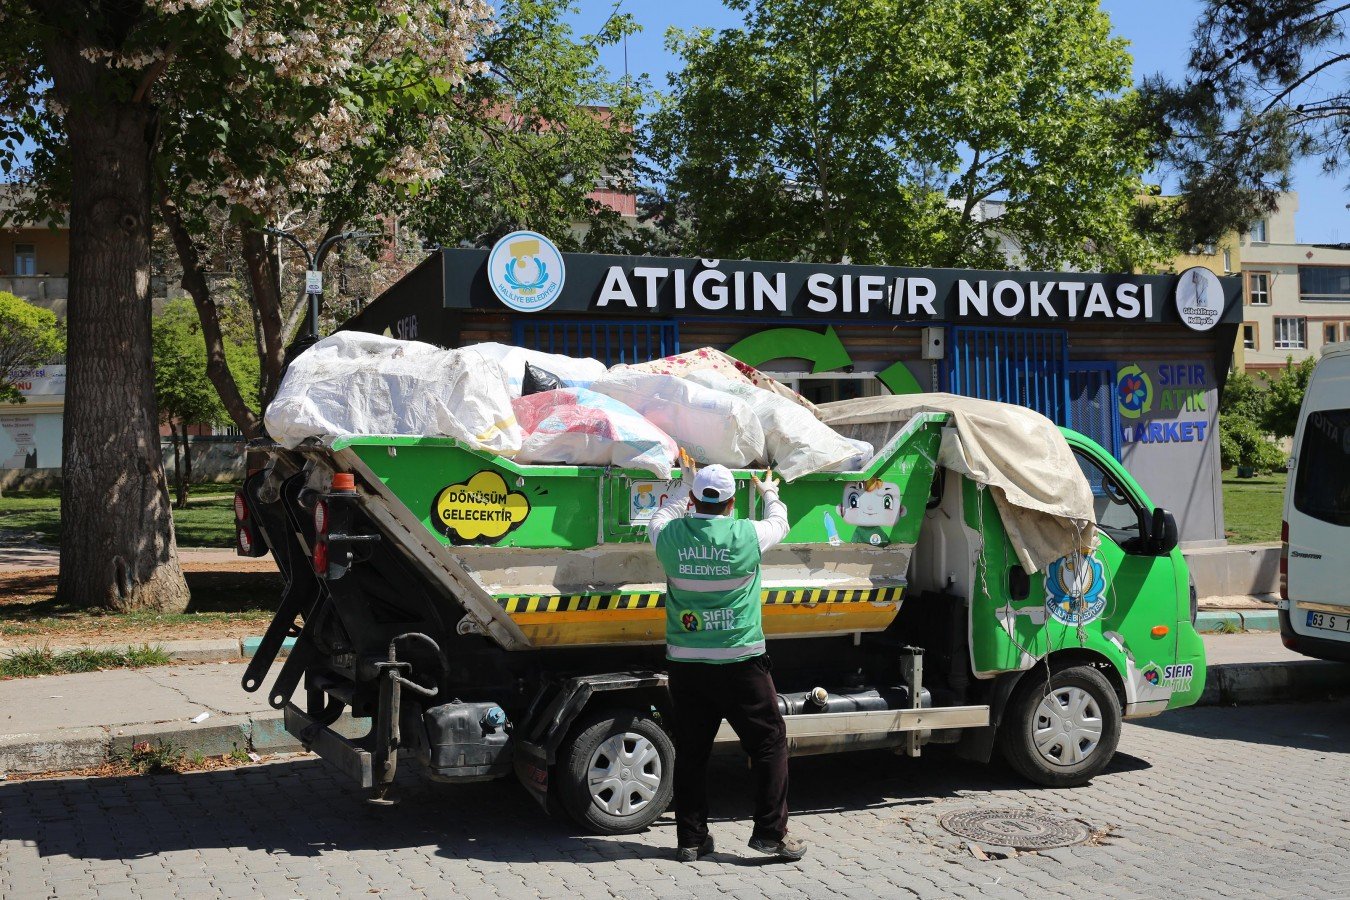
[{"xmin": 967, "ymin": 439, "xmax": 1187, "ymax": 706}]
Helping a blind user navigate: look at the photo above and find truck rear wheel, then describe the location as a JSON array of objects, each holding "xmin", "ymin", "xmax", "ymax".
[
  {"xmin": 998, "ymin": 664, "xmax": 1121, "ymax": 788},
  {"xmin": 557, "ymin": 709, "xmax": 674, "ymax": 835}
]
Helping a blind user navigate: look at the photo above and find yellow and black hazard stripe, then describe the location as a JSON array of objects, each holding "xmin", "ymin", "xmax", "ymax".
[
  {"xmin": 497, "ymin": 593, "xmax": 664, "ymax": 614},
  {"xmin": 496, "ymin": 585, "xmax": 905, "ymax": 614}
]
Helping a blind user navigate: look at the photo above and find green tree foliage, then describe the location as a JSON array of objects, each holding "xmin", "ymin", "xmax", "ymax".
[
  {"xmin": 645, "ymin": 0, "xmax": 1164, "ymax": 269},
  {"xmin": 1263, "ymin": 356, "xmax": 1317, "ymax": 439},
  {"xmin": 152, "ymin": 299, "xmax": 258, "ymax": 507},
  {"xmin": 0, "ymin": 291, "xmax": 63, "ymax": 405},
  {"xmin": 1143, "ymin": 1, "xmax": 1348, "ymax": 243},
  {"xmin": 1219, "ymin": 414, "xmax": 1287, "ymax": 473}
]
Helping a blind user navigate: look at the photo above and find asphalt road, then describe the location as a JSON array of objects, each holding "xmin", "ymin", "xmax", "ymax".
[{"xmin": 2, "ymin": 700, "xmax": 1347, "ymax": 899}]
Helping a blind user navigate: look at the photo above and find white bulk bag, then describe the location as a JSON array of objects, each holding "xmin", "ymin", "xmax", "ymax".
[
  {"xmin": 264, "ymin": 332, "xmax": 522, "ymax": 454},
  {"xmin": 685, "ymin": 371, "xmax": 870, "ymax": 480},
  {"xmin": 465, "ymin": 342, "xmax": 608, "ymax": 397},
  {"xmin": 512, "ymin": 388, "xmax": 678, "ymax": 478},
  {"xmin": 589, "ymin": 367, "xmax": 765, "ymax": 467}
]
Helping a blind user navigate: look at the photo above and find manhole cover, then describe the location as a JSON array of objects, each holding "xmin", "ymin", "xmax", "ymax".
[{"xmin": 939, "ymin": 808, "xmax": 1090, "ymax": 850}]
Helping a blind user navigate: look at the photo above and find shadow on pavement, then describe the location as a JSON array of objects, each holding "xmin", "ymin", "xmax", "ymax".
[
  {"xmin": 0, "ymin": 743, "xmax": 1144, "ymax": 865},
  {"xmin": 1129, "ymin": 698, "xmax": 1350, "ymax": 752}
]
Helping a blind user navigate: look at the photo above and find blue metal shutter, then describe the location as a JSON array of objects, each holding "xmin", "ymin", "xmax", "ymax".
[
  {"xmin": 942, "ymin": 326, "xmax": 1069, "ymax": 424},
  {"xmin": 1067, "ymin": 362, "xmax": 1122, "ymax": 460},
  {"xmin": 511, "ymin": 319, "xmax": 680, "ymax": 367}
]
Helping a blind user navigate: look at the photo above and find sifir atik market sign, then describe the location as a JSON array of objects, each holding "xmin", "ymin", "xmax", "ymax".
[{"xmin": 449, "ymin": 234, "xmax": 1241, "ymax": 330}]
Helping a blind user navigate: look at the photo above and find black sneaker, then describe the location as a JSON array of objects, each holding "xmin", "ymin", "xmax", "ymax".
[
  {"xmin": 676, "ymin": 835, "xmax": 714, "ymax": 863},
  {"xmin": 747, "ymin": 832, "xmax": 807, "ymax": 860}
]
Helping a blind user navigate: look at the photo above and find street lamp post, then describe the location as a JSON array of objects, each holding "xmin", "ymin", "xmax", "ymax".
[{"xmin": 264, "ymin": 227, "xmax": 377, "ymax": 358}]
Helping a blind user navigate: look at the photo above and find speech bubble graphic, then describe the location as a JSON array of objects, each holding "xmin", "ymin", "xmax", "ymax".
[{"xmin": 431, "ymin": 470, "xmax": 530, "ymax": 543}]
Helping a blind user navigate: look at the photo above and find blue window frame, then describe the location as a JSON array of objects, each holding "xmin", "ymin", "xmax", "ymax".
[
  {"xmin": 942, "ymin": 326, "xmax": 1069, "ymax": 425},
  {"xmin": 511, "ymin": 319, "xmax": 680, "ymax": 366}
]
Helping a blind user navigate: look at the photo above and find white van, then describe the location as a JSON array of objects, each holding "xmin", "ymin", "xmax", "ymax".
[{"xmin": 1280, "ymin": 342, "xmax": 1350, "ymax": 662}]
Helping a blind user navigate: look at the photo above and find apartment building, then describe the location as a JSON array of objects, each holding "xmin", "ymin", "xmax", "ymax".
[{"xmin": 1238, "ymin": 192, "xmax": 1350, "ymax": 377}]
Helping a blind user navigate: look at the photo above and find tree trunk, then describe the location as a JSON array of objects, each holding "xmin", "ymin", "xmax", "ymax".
[
  {"xmin": 241, "ymin": 228, "xmax": 288, "ymax": 407},
  {"xmin": 159, "ymin": 194, "xmax": 262, "ymax": 438},
  {"xmin": 46, "ymin": 31, "xmax": 190, "ymax": 613},
  {"xmin": 180, "ymin": 422, "xmax": 193, "ymax": 508},
  {"xmin": 171, "ymin": 421, "xmax": 184, "ymax": 510}
]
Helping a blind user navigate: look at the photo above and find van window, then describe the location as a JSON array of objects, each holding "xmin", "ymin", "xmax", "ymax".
[
  {"xmin": 1073, "ymin": 449, "xmax": 1145, "ymax": 548},
  {"xmin": 1293, "ymin": 409, "xmax": 1350, "ymax": 527}
]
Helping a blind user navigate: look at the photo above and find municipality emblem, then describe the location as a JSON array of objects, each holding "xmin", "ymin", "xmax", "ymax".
[
  {"xmin": 1044, "ymin": 552, "xmax": 1109, "ymax": 626},
  {"xmin": 487, "ymin": 230, "xmax": 566, "ymax": 313}
]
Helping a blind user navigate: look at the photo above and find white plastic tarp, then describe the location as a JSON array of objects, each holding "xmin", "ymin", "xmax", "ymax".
[
  {"xmin": 264, "ymin": 332, "xmax": 523, "ymax": 454},
  {"xmin": 818, "ymin": 393, "xmax": 1098, "ymax": 572},
  {"xmin": 589, "ymin": 366, "xmax": 766, "ymax": 467},
  {"xmin": 465, "ymin": 342, "xmax": 608, "ymax": 397},
  {"xmin": 684, "ymin": 371, "xmax": 869, "ymax": 480},
  {"xmin": 513, "ymin": 388, "xmax": 678, "ymax": 478}
]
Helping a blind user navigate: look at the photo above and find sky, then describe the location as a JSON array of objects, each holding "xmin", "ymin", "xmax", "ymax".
[{"xmin": 567, "ymin": 0, "xmax": 1348, "ymax": 244}]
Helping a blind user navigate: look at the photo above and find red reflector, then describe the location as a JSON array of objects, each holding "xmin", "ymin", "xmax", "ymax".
[
  {"xmin": 313, "ymin": 540, "xmax": 328, "ymax": 575},
  {"xmin": 314, "ymin": 500, "xmax": 328, "ymax": 536},
  {"xmin": 1280, "ymin": 520, "xmax": 1289, "ymax": 601},
  {"xmin": 234, "ymin": 491, "xmax": 247, "ymax": 522}
]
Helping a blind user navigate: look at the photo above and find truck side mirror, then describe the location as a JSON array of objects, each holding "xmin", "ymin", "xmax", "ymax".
[{"xmin": 1149, "ymin": 507, "xmax": 1179, "ymax": 555}]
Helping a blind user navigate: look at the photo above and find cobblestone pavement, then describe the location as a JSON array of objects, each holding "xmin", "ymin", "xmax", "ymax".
[{"xmin": 2, "ymin": 700, "xmax": 1347, "ymax": 899}]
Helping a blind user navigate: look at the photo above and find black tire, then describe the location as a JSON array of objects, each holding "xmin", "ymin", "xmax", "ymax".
[
  {"xmin": 556, "ymin": 709, "xmax": 674, "ymax": 835},
  {"xmin": 998, "ymin": 664, "xmax": 1122, "ymax": 788}
]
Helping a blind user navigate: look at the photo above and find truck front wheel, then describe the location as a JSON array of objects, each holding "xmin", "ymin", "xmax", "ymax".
[
  {"xmin": 998, "ymin": 665, "xmax": 1122, "ymax": 788},
  {"xmin": 557, "ymin": 709, "xmax": 674, "ymax": 835}
]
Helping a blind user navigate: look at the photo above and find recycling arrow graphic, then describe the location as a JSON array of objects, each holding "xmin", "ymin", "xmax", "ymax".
[{"xmin": 727, "ymin": 326, "xmax": 852, "ymax": 373}]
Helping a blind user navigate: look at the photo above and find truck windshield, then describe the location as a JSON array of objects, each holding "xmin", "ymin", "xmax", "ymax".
[{"xmin": 1293, "ymin": 408, "xmax": 1350, "ymax": 527}]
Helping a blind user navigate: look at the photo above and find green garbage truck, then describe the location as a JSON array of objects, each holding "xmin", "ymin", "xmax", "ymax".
[{"xmin": 235, "ymin": 397, "xmax": 1206, "ymax": 834}]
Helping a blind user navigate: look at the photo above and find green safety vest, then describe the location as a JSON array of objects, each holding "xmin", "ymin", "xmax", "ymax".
[{"xmin": 655, "ymin": 516, "xmax": 765, "ymax": 663}]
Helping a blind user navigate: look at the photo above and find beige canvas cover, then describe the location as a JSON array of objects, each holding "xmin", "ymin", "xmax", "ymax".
[{"xmin": 818, "ymin": 393, "xmax": 1098, "ymax": 573}]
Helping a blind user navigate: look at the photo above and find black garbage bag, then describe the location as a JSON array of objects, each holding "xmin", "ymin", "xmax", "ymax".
[{"xmin": 522, "ymin": 362, "xmax": 566, "ymax": 395}]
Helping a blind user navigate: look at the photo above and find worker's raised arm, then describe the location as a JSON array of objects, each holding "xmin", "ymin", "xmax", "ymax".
[
  {"xmin": 751, "ymin": 471, "xmax": 789, "ymax": 552},
  {"xmin": 648, "ymin": 455, "xmax": 697, "ymax": 546}
]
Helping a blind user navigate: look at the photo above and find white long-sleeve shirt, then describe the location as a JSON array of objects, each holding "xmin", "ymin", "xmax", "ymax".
[{"xmin": 647, "ymin": 483, "xmax": 790, "ymax": 553}]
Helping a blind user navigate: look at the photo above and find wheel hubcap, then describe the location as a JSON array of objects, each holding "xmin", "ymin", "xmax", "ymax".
[
  {"xmin": 587, "ymin": 732, "xmax": 663, "ymax": 817},
  {"xmin": 1032, "ymin": 686, "xmax": 1103, "ymax": 767}
]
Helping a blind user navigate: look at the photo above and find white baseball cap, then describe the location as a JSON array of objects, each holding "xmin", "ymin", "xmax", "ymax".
[{"xmin": 692, "ymin": 464, "xmax": 736, "ymax": 503}]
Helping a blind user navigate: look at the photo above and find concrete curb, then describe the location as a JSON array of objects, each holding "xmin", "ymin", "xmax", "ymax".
[
  {"xmin": 1199, "ymin": 660, "xmax": 1350, "ymax": 706},
  {"xmin": 1, "ymin": 711, "xmax": 369, "ymax": 776},
  {"xmin": 1195, "ymin": 610, "xmax": 1280, "ymax": 633},
  {"xmin": 0, "ymin": 637, "xmax": 291, "ymax": 664}
]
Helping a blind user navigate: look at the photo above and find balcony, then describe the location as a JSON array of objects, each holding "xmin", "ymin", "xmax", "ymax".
[{"xmin": 0, "ymin": 275, "xmax": 68, "ymax": 302}]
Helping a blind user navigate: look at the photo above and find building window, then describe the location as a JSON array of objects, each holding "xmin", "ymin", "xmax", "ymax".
[
  {"xmin": 1248, "ymin": 272, "xmax": 1270, "ymax": 306},
  {"xmin": 1250, "ymin": 219, "xmax": 1268, "ymax": 243},
  {"xmin": 1300, "ymin": 266, "xmax": 1350, "ymax": 302},
  {"xmin": 1223, "ymin": 249, "xmax": 1232, "ymax": 273},
  {"xmin": 13, "ymin": 244, "xmax": 36, "ymax": 276},
  {"xmin": 1243, "ymin": 323, "xmax": 1256, "ymax": 350},
  {"xmin": 1274, "ymin": 317, "xmax": 1307, "ymax": 350},
  {"xmin": 1328, "ymin": 323, "xmax": 1343, "ymax": 345}
]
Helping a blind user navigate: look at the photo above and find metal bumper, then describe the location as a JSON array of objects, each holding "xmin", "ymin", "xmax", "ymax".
[
  {"xmin": 284, "ymin": 702, "xmax": 373, "ymax": 789},
  {"xmin": 713, "ymin": 704, "xmax": 989, "ymax": 743}
]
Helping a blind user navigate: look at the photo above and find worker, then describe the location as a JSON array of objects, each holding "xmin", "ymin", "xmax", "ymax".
[{"xmin": 649, "ymin": 457, "xmax": 807, "ymax": 863}]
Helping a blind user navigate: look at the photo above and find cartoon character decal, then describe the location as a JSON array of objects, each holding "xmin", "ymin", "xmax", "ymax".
[{"xmin": 838, "ymin": 478, "xmax": 904, "ymax": 545}]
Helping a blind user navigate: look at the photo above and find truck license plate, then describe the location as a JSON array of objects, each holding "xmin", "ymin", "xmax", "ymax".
[{"xmin": 1306, "ymin": 610, "xmax": 1350, "ymax": 635}]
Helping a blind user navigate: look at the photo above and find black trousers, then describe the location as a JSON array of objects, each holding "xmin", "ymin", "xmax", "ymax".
[{"xmin": 667, "ymin": 654, "xmax": 789, "ymax": 847}]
